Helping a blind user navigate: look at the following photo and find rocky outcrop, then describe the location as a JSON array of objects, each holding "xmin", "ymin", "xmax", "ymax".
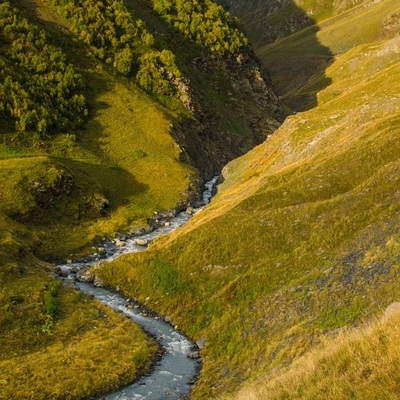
[
  {"xmin": 171, "ymin": 49, "xmax": 285, "ymax": 179},
  {"xmin": 31, "ymin": 170, "xmax": 74, "ymax": 210}
]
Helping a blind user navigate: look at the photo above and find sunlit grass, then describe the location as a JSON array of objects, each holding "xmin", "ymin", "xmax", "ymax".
[
  {"xmin": 98, "ymin": 8, "xmax": 400, "ymax": 398},
  {"xmin": 223, "ymin": 306, "xmax": 400, "ymax": 400},
  {"xmin": 0, "ymin": 275, "xmax": 157, "ymax": 400}
]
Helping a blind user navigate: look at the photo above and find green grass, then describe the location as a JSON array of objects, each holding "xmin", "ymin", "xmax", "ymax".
[
  {"xmin": 97, "ymin": 4, "xmax": 400, "ymax": 398},
  {"xmin": 0, "ymin": 271, "xmax": 157, "ymax": 400},
  {"xmin": 0, "ymin": 213, "xmax": 157, "ymax": 400}
]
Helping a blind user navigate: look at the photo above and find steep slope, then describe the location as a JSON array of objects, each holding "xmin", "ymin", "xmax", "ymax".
[
  {"xmin": 97, "ymin": 0, "xmax": 400, "ymax": 398},
  {"xmin": 225, "ymin": 306, "xmax": 400, "ymax": 400},
  {"xmin": 218, "ymin": 0, "xmax": 372, "ymax": 47}
]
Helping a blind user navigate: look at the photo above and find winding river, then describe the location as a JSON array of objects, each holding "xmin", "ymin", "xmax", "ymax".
[{"xmin": 57, "ymin": 176, "xmax": 219, "ymax": 400}]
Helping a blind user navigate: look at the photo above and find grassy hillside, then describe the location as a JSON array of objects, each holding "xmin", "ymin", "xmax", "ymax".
[
  {"xmin": 0, "ymin": 214, "xmax": 157, "ymax": 400},
  {"xmin": 0, "ymin": 0, "xmax": 282, "ymax": 398},
  {"xmin": 219, "ymin": 0, "xmax": 373, "ymax": 48},
  {"xmin": 97, "ymin": 0, "xmax": 400, "ymax": 398},
  {"xmin": 257, "ymin": 0, "xmax": 400, "ymax": 108},
  {"xmin": 224, "ymin": 306, "xmax": 400, "ymax": 400}
]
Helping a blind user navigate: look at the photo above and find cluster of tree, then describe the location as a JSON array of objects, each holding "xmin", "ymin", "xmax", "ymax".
[
  {"xmin": 136, "ymin": 50, "xmax": 181, "ymax": 96},
  {"xmin": 152, "ymin": 0, "xmax": 248, "ymax": 54},
  {"xmin": 0, "ymin": 2, "xmax": 88, "ymax": 135},
  {"xmin": 45, "ymin": 0, "xmax": 181, "ymax": 97},
  {"xmin": 46, "ymin": 0, "xmax": 153, "ymax": 75}
]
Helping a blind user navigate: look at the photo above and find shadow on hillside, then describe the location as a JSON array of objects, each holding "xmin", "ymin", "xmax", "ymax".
[
  {"xmin": 13, "ymin": 0, "xmax": 150, "ymax": 206},
  {"xmin": 220, "ymin": 0, "xmax": 334, "ymax": 112}
]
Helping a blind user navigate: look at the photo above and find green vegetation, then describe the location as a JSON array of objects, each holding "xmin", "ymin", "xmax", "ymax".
[
  {"xmin": 0, "ymin": 1, "xmax": 87, "ymax": 135},
  {"xmin": 0, "ymin": 0, "xmax": 272, "ymax": 396},
  {"xmin": 43, "ymin": 0, "xmax": 183, "ymax": 98},
  {"xmin": 152, "ymin": 0, "xmax": 248, "ymax": 54},
  {"xmin": 97, "ymin": 0, "xmax": 400, "ymax": 398},
  {"xmin": 137, "ymin": 49, "xmax": 181, "ymax": 96},
  {"xmin": 45, "ymin": 0, "xmax": 154, "ymax": 72},
  {"xmin": 0, "ymin": 216, "xmax": 157, "ymax": 399}
]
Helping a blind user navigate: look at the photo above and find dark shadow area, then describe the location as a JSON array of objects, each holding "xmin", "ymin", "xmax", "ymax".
[
  {"xmin": 55, "ymin": 157, "xmax": 148, "ymax": 208},
  {"xmin": 217, "ymin": 0, "xmax": 334, "ymax": 112}
]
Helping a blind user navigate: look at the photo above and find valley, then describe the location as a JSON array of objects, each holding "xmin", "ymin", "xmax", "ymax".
[{"xmin": 1, "ymin": 0, "xmax": 400, "ymax": 399}]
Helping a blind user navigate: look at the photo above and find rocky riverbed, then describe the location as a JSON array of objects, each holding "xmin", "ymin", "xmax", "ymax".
[{"xmin": 55, "ymin": 176, "xmax": 219, "ymax": 400}]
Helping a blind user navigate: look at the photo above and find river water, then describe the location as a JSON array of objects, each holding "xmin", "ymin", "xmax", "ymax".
[{"xmin": 57, "ymin": 176, "xmax": 219, "ymax": 400}]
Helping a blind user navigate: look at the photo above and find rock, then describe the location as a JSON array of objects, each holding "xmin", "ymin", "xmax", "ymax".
[
  {"xmin": 187, "ymin": 351, "xmax": 200, "ymax": 359},
  {"xmin": 93, "ymin": 276, "xmax": 104, "ymax": 288},
  {"xmin": 76, "ymin": 267, "xmax": 95, "ymax": 283},
  {"xmin": 129, "ymin": 226, "xmax": 152, "ymax": 236},
  {"xmin": 114, "ymin": 238, "xmax": 125, "ymax": 247},
  {"xmin": 165, "ymin": 221, "xmax": 171, "ymax": 227},
  {"xmin": 196, "ymin": 338, "xmax": 206, "ymax": 350},
  {"xmin": 185, "ymin": 206, "xmax": 195, "ymax": 215},
  {"xmin": 66, "ymin": 259, "xmax": 73, "ymax": 265},
  {"xmin": 55, "ymin": 266, "xmax": 68, "ymax": 278},
  {"xmin": 164, "ymin": 316, "xmax": 171, "ymax": 323},
  {"xmin": 97, "ymin": 247, "xmax": 106, "ymax": 255},
  {"xmin": 135, "ymin": 238, "xmax": 148, "ymax": 246},
  {"xmin": 70, "ymin": 265, "xmax": 80, "ymax": 273},
  {"xmin": 157, "ymin": 210, "xmax": 177, "ymax": 219}
]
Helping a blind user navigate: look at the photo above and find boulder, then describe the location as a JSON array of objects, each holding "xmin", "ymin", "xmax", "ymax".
[
  {"xmin": 135, "ymin": 238, "xmax": 148, "ymax": 246},
  {"xmin": 76, "ymin": 267, "xmax": 95, "ymax": 283},
  {"xmin": 185, "ymin": 206, "xmax": 195, "ymax": 215},
  {"xmin": 97, "ymin": 246, "xmax": 106, "ymax": 255},
  {"xmin": 55, "ymin": 266, "xmax": 68, "ymax": 278},
  {"xmin": 187, "ymin": 351, "xmax": 200, "ymax": 359},
  {"xmin": 93, "ymin": 276, "xmax": 104, "ymax": 288},
  {"xmin": 114, "ymin": 238, "xmax": 125, "ymax": 247}
]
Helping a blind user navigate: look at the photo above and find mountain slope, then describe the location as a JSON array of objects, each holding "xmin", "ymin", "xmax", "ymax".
[
  {"xmin": 0, "ymin": 0, "xmax": 283, "ymax": 398},
  {"xmin": 97, "ymin": 0, "xmax": 400, "ymax": 398}
]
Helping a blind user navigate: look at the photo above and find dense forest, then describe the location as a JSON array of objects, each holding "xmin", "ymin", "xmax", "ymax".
[
  {"xmin": 43, "ymin": 0, "xmax": 183, "ymax": 97},
  {"xmin": 0, "ymin": 0, "xmax": 252, "ymax": 131},
  {"xmin": 152, "ymin": 0, "xmax": 248, "ymax": 54},
  {"xmin": 44, "ymin": 0, "xmax": 249, "ymax": 97},
  {"xmin": 0, "ymin": 1, "xmax": 87, "ymax": 136}
]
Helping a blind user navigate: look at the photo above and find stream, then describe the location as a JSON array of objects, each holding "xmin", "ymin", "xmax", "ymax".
[{"xmin": 57, "ymin": 176, "xmax": 219, "ymax": 400}]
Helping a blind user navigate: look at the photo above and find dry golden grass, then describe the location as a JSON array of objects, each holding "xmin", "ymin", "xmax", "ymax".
[{"xmin": 223, "ymin": 305, "xmax": 400, "ymax": 400}]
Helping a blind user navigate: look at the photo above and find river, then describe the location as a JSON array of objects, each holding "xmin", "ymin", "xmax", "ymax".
[{"xmin": 57, "ymin": 176, "xmax": 219, "ymax": 400}]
